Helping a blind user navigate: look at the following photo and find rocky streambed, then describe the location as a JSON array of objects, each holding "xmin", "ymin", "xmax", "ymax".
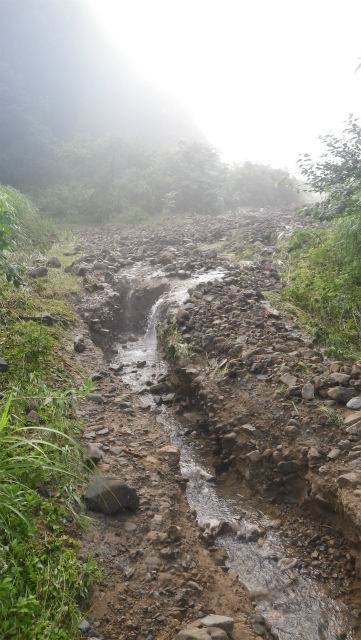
[{"xmin": 62, "ymin": 209, "xmax": 361, "ymax": 639}]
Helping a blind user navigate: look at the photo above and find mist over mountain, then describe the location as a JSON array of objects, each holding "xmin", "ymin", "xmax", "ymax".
[{"xmin": 0, "ymin": 0, "xmax": 205, "ymax": 187}]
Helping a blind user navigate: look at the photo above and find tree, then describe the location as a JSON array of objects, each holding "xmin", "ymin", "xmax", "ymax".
[{"xmin": 298, "ymin": 115, "xmax": 361, "ymax": 220}]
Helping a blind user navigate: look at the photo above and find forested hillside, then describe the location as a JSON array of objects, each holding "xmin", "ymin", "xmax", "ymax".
[{"xmin": 0, "ymin": 0, "xmax": 300, "ymax": 223}]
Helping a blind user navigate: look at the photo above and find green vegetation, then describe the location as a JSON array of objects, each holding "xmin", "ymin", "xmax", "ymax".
[
  {"xmin": 280, "ymin": 116, "xmax": 361, "ymax": 359},
  {"xmin": 0, "ymin": 202, "xmax": 100, "ymax": 639}
]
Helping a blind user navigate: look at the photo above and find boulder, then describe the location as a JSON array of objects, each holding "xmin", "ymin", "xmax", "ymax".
[
  {"xmin": 200, "ymin": 616, "xmax": 234, "ymax": 633},
  {"xmin": 175, "ymin": 630, "xmax": 211, "ymax": 640},
  {"xmin": 46, "ymin": 256, "xmax": 61, "ymax": 268},
  {"xmin": 84, "ymin": 475, "xmax": 139, "ymax": 514},
  {"xmin": 327, "ymin": 387, "xmax": 358, "ymax": 404},
  {"xmin": 29, "ymin": 266, "xmax": 48, "ymax": 278}
]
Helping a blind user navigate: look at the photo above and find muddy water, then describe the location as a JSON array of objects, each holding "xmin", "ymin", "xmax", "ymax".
[{"xmin": 111, "ymin": 267, "xmax": 357, "ymax": 640}]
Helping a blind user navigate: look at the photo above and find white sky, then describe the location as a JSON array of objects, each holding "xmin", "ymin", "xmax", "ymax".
[{"xmin": 87, "ymin": 0, "xmax": 361, "ymax": 174}]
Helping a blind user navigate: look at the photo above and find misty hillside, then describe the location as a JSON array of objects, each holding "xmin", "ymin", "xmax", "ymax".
[{"xmin": 0, "ymin": 0, "xmax": 205, "ymax": 187}]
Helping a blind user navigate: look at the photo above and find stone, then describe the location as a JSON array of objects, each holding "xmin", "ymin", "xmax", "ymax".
[
  {"xmin": 247, "ymin": 450, "xmax": 263, "ymax": 463},
  {"xmin": 327, "ymin": 448, "xmax": 342, "ymax": 460},
  {"xmin": 46, "ymin": 256, "xmax": 61, "ymax": 268},
  {"xmin": 206, "ymin": 628, "xmax": 228, "ymax": 640},
  {"xmin": 327, "ymin": 387, "xmax": 358, "ymax": 404},
  {"xmin": 27, "ymin": 410, "xmax": 39, "ymax": 422},
  {"xmin": 252, "ymin": 623, "xmax": 266, "ymax": 636},
  {"xmin": 283, "ymin": 425, "xmax": 300, "ymax": 436},
  {"xmin": 176, "ymin": 309, "xmax": 190, "ymax": 324},
  {"xmin": 328, "ymin": 373, "xmax": 351, "ymax": 386},
  {"xmin": 28, "ymin": 266, "xmax": 48, "ymax": 278},
  {"xmin": 200, "ymin": 616, "xmax": 234, "ymax": 633},
  {"xmin": 0, "ymin": 357, "xmax": 9, "ymax": 371},
  {"xmin": 87, "ymin": 394, "xmax": 103, "ymax": 404},
  {"xmin": 74, "ymin": 336, "xmax": 86, "ymax": 353},
  {"xmin": 211, "ymin": 549, "xmax": 229, "ymax": 566},
  {"xmin": 301, "ymin": 383, "xmax": 315, "ymax": 400},
  {"xmin": 77, "ymin": 620, "xmax": 91, "ymax": 633},
  {"xmin": 280, "ymin": 373, "xmax": 297, "ymax": 387},
  {"xmin": 156, "ymin": 445, "xmax": 180, "ymax": 464},
  {"xmin": 175, "ymin": 630, "xmax": 211, "ymax": 640},
  {"xmin": 337, "ymin": 473, "xmax": 361, "ymax": 488},
  {"xmin": 344, "ymin": 411, "xmax": 361, "ymax": 426},
  {"xmin": 83, "ymin": 443, "xmax": 103, "ymax": 466},
  {"xmin": 346, "ymin": 397, "xmax": 361, "ymax": 410},
  {"xmin": 84, "ymin": 475, "xmax": 139, "ymax": 514},
  {"xmin": 278, "ymin": 460, "xmax": 297, "ymax": 474}
]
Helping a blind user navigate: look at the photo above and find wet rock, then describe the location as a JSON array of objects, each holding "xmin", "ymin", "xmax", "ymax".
[
  {"xmin": 210, "ymin": 549, "xmax": 229, "ymax": 566},
  {"xmin": 200, "ymin": 616, "xmax": 234, "ymax": 633},
  {"xmin": 84, "ymin": 475, "xmax": 139, "ymax": 514},
  {"xmin": 46, "ymin": 256, "xmax": 61, "ymax": 268},
  {"xmin": 327, "ymin": 387, "xmax": 358, "ymax": 404},
  {"xmin": 29, "ymin": 266, "xmax": 48, "ymax": 278},
  {"xmin": 156, "ymin": 445, "xmax": 181, "ymax": 464},
  {"xmin": 128, "ymin": 334, "xmax": 139, "ymax": 342},
  {"xmin": 0, "ymin": 357, "xmax": 9, "ymax": 371},
  {"xmin": 346, "ymin": 397, "xmax": 361, "ymax": 410}
]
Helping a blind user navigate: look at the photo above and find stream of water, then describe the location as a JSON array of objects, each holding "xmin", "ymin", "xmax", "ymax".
[{"xmin": 112, "ymin": 268, "xmax": 357, "ymax": 640}]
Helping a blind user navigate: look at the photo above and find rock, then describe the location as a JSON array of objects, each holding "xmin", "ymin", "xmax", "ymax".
[
  {"xmin": 206, "ymin": 628, "xmax": 228, "ymax": 640},
  {"xmin": 27, "ymin": 410, "xmax": 39, "ymax": 422},
  {"xmin": 29, "ymin": 266, "xmax": 48, "ymax": 278},
  {"xmin": 328, "ymin": 373, "xmax": 351, "ymax": 386},
  {"xmin": 278, "ymin": 460, "xmax": 297, "ymax": 474},
  {"xmin": 128, "ymin": 334, "xmax": 139, "ymax": 342},
  {"xmin": 346, "ymin": 397, "xmax": 361, "ymax": 410},
  {"xmin": 280, "ymin": 373, "xmax": 297, "ymax": 387},
  {"xmin": 337, "ymin": 473, "xmax": 361, "ymax": 488},
  {"xmin": 210, "ymin": 549, "xmax": 229, "ymax": 566},
  {"xmin": 344, "ymin": 411, "xmax": 361, "ymax": 426},
  {"xmin": 77, "ymin": 620, "xmax": 91, "ymax": 633},
  {"xmin": 283, "ymin": 425, "xmax": 300, "ymax": 436},
  {"xmin": 0, "ymin": 357, "xmax": 9, "ymax": 371},
  {"xmin": 74, "ymin": 335, "xmax": 86, "ymax": 353},
  {"xmin": 156, "ymin": 445, "xmax": 180, "ymax": 464},
  {"xmin": 83, "ymin": 443, "xmax": 103, "ymax": 466},
  {"xmin": 176, "ymin": 309, "xmax": 190, "ymax": 324},
  {"xmin": 85, "ymin": 475, "xmax": 139, "ymax": 514},
  {"xmin": 87, "ymin": 394, "xmax": 103, "ymax": 404},
  {"xmin": 301, "ymin": 383, "xmax": 315, "ymax": 400},
  {"xmin": 327, "ymin": 387, "xmax": 358, "ymax": 404},
  {"xmin": 175, "ymin": 630, "xmax": 211, "ymax": 640},
  {"xmin": 46, "ymin": 256, "xmax": 61, "ymax": 268},
  {"xmin": 247, "ymin": 450, "xmax": 263, "ymax": 463},
  {"xmin": 327, "ymin": 448, "xmax": 342, "ymax": 460},
  {"xmin": 200, "ymin": 616, "xmax": 234, "ymax": 633}
]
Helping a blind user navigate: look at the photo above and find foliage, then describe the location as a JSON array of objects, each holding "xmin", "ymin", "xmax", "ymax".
[
  {"xmin": 281, "ymin": 224, "xmax": 361, "ymax": 358},
  {"xmin": 160, "ymin": 321, "xmax": 194, "ymax": 361},
  {"xmin": 0, "ymin": 228, "xmax": 100, "ymax": 638},
  {"xmin": 298, "ymin": 115, "xmax": 361, "ymax": 220}
]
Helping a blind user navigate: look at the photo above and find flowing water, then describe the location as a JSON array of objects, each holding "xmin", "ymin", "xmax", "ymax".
[{"xmin": 111, "ymin": 267, "xmax": 358, "ymax": 640}]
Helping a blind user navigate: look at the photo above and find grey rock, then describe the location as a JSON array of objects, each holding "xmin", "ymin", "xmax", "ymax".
[
  {"xmin": 46, "ymin": 256, "xmax": 61, "ymax": 268},
  {"xmin": 283, "ymin": 425, "xmax": 300, "ymax": 436},
  {"xmin": 337, "ymin": 472, "xmax": 361, "ymax": 488},
  {"xmin": 252, "ymin": 623, "xmax": 266, "ymax": 636},
  {"xmin": 85, "ymin": 475, "xmax": 139, "ymax": 514},
  {"xmin": 346, "ymin": 397, "xmax": 361, "ymax": 410},
  {"xmin": 77, "ymin": 619, "xmax": 91, "ymax": 633},
  {"xmin": 175, "ymin": 630, "xmax": 211, "ymax": 640},
  {"xmin": 87, "ymin": 394, "xmax": 103, "ymax": 404},
  {"xmin": 83, "ymin": 443, "xmax": 103, "ymax": 466},
  {"xmin": 327, "ymin": 387, "xmax": 358, "ymax": 404},
  {"xmin": 206, "ymin": 628, "xmax": 228, "ymax": 640},
  {"xmin": 328, "ymin": 372, "xmax": 351, "ymax": 386},
  {"xmin": 200, "ymin": 615, "xmax": 234, "ymax": 633},
  {"xmin": 247, "ymin": 450, "xmax": 263, "ymax": 463},
  {"xmin": 301, "ymin": 383, "xmax": 315, "ymax": 400},
  {"xmin": 280, "ymin": 373, "xmax": 297, "ymax": 387},
  {"xmin": 327, "ymin": 448, "xmax": 342, "ymax": 460},
  {"xmin": 29, "ymin": 266, "xmax": 48, "ymax": 278}
]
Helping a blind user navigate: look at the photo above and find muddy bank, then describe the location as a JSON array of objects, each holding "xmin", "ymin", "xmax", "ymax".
[{"xmin": 67, "ymin": 209, "xmax": 361, "ymax": 639}]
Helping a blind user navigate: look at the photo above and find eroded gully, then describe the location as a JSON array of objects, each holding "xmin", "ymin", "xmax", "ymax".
[{"xmin": 102, "ymin": 263, "xmax": 357, "ymax": 640}]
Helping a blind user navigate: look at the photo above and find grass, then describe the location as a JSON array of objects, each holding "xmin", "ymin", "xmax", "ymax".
[{"xmin": 0, "ymin": 215, "xmax": 100, "ymax": 639}]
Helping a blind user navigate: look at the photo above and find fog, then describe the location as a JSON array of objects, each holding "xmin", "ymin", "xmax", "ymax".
[{"xmin": 87, "ymin": 0, "xmax": 361, "ymax": 174}]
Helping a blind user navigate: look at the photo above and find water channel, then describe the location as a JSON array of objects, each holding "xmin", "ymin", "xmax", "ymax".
[{"xmin": 109, "ymin": 265, "xmax": 358, "ymax": 640}]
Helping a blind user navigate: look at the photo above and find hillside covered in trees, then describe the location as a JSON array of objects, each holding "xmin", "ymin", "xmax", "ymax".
[{"xmin": 0, "ymin": 0, "xmax": 300, "ymax": 222}]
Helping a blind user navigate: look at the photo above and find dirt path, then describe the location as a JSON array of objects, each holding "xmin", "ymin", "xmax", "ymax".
[{"xmin": 65, "ymin": 209, "xmax": 361, "ymax": 639}]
